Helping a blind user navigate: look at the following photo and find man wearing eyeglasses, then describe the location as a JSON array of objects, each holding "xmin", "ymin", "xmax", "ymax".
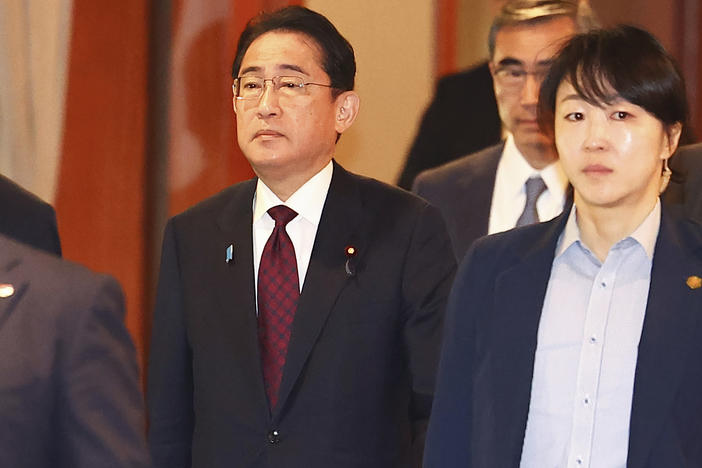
[
  {"xmin": 147, "ymin": 6, "xmax": 456, "ymax": 468},
  {"xmin": 413, "ymin": 0, "xmax": 597, "ymax": 261}
]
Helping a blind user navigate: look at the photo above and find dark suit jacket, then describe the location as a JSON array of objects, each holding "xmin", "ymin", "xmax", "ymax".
[
  {"xmin": 425, "ymin": 206, "xmax": 702, "ymax": 467},
  {"xmin": 147, "ymin": 162, "xmax": 456, "ymax": 468},
  {"xmin": 0, "ymin": 234, "xmax": 148, "ymax": 468},
  {"xmin": 412, "ymin": 143, "xmax": 503, "ymax": 261},
  {"xmin": 397, "ymin": 62, "xmax": 502, "ymax": 189},
  {"xmin": 0, "ymin": 174, "xmax": 61, "ymax": 256}
]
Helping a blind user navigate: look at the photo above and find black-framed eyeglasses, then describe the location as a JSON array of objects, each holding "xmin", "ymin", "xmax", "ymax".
[
  {"xmin": 233, "ymin": 75, "xmax": 334, "ymax": 100},
  {"xmin": 492, "ymin": 65, "xmax": 550, "ymax": 90}
]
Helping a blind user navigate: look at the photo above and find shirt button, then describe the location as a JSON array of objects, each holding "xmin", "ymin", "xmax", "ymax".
[
  {"xmin": 583, "ymin": 396, "xmax": 590, "ymax": 405},
  {"xmin": 589, "ymin": 335, "xmax": 597, "ymax": 344},
  {"xmin": 267, "ymin": 430, "xmax": 280, "ymax": 444},
  {"xmin": 600, "ymin": 281, "xmax": 606, "ymax": 288},
  {"xmin": 576, "ymin": 457, "xmax": 583, "ymax": 465}
]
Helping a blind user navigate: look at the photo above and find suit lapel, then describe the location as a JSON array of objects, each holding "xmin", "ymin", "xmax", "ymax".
[
  {"xmin": 274, "ymin": 163, "xmax": 364, "ymax": 418},
  {"xmin": 213, "ymin": 180, "xmax": 270, "ymax": 416},
  {"xmin": 0, "ymin": 246, "xmax": 25, "ymax": 330},
  {"xmin": 627, "ymin": 211, "xmax": 702, "ymax": 468},
  {"xmin": 453, "ymin": 144, "xmax": 502, "ymax": 257},
  {"xmin": 488, "ymin": 214, "xmax": 567, "ymax": 465}
]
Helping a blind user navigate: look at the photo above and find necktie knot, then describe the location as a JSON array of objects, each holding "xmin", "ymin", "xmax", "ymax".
[
  {"xmin": 268, "ymin": 205, "xmax": 298, "ymax": 227},
  {"xmin": 525, "ymin": 176, "xmax": 546, "ymax": 200},
  {"xmin": 516, "ymin": 176, "xmax": 547, "ymax": 227}
]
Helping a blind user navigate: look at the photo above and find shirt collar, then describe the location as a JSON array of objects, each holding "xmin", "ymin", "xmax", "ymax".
[
  {"xmin": 253, "ymin": 160, "xmax": 333, "ymax": 226},
  {"xmin": 502, "ymin": 134, "xmax": 568, "ymax": 201},
  {"xmin": 556, "ymin": 198, "xmax": 661, "ymax": 259}
]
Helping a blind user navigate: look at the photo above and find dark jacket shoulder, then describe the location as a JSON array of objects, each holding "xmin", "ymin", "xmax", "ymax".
[
  {"xmin": 0, "ymin": 175, "xmax": 61, "ymax": 256},
  {"xmin": 413, "ymin": 143, "xmax": 503, "ymax": 190}
]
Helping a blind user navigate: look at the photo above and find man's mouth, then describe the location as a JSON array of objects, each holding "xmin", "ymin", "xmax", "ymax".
[{"xmin": 253, "ymin": 129, "xmax": 284, "ymax": 140}]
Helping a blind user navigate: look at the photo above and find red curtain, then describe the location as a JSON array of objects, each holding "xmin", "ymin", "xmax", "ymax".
[{"xmin": 56, "ymin": 0, "xmax": 149, "ymax": 369}]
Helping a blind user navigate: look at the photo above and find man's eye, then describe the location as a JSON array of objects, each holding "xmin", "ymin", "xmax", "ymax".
[
  {"xmin": 612, "ymin": 111, "xmax": 630, "ymax": 120},
  {"xmin": 498, "ymin": 68, "xmax": 524, "ymax": 78},
  {"xmin": 565, "ymin": 112, "xmax": 584, "ymax": 121},
  {"xmin": 242, "ymin": 81, "xmax": 261, "ymax": 89}
]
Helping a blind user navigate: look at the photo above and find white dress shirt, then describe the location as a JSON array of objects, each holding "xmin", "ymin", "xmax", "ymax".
[
  {"xmin": 520, "ymin": 200, "xmax": 661, "ymax": 468},
  {"xmin": 252, "ymin": 160, "xmax": 333, "ymax": 304},
  {"xmin": 488, "ymin": 134, "xmax": 568, "ymax": 235}
]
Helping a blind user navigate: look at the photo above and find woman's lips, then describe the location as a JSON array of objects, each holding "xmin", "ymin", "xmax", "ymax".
[{"xmin": 583, "ymin": 164, "xmax": 612, "ymax": 174}]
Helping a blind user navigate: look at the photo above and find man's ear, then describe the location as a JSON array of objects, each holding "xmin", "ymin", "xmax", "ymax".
[{"xmin": 334, "ymin": 91, "xmax": 360, "ymax": 134}]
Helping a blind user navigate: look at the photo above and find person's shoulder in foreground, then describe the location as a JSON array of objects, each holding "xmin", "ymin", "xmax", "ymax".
[
  {"xmin": 0, "ymin": 234, "xmax": 149, "ymax": 468},
  {"xmin": 0, "ymin": 174, "xmax": 61, "ymax": 256}
]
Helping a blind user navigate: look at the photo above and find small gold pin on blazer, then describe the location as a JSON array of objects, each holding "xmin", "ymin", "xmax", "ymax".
[
  {"xmin": 0, "ymin": 283, "xmax": 14, "ymax": 298},
  {"xmin": 686, "ymin": 276, "xmax": 702, "ymax": 290}
]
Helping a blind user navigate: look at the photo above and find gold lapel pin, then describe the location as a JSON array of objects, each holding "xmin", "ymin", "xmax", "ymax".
[
  {"xmin": 686, "ymin": 276, "xmax": 702, "ymax": 290},
  {"xmin": 344, "ymin": 245, "xmax": 357, "ymax": 277},
  {"xmin": 0, "ymin": 283, "xmax": 14, "ymax": 298}
]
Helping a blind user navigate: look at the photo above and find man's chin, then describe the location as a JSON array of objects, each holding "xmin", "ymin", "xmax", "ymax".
[{"xmin": 514, "ymin": 131, "xmax": 552, "ymax": 148}]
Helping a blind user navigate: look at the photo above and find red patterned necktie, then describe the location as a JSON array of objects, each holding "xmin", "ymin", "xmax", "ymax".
[{"xmin": 258, "ymin": 205, "xmax": 299, "ymax": 409}]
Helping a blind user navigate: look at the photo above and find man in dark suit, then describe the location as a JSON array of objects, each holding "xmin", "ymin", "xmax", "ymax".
[
  {"xmin": 426, "ymin": 24, "xmax": 699, "ymax": 468},
  {"xmin": 413, "ymin": 0, "xmax": 597, "ymax": 261},
  {"xmin": 0, "ymin": 174, "xmax": 61, "ymax": 255},
  {"xmin": 147, "ymin": 6, "xmax": 455, "ymax": 468},
  {"xmin": 0, "ymin": 233, "xmax": 149, "ymax": 468},
  {"xmin": 396, "ymin": 62, "xmax": 502, "ymax": 190}
]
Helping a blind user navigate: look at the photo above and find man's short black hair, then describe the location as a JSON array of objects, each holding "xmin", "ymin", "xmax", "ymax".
[
  {"xmin": 231, "ymin": 6, "xmax": 355, "ymax": 97},
  {"xmin": 537, "ymin": 24, "xmax": 689, "ymax": 136}
]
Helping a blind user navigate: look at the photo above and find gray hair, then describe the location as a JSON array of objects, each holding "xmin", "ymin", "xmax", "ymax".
[{"xmin": 488, "ymin": 0, "xmax": 599, "ymax": 57}]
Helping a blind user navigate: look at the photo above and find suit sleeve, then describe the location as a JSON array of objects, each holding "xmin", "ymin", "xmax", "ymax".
[
  {"xmin": 147, "ymin": 219, "xmax": 194, "ymax": 468},
  {"xmin": 58, "ymin": 274, "xmax": 149, "ymax": 468},
  {"xmin": 401, "ymin": 203, "xmax": 457, "ymax": 466},
  {"xmin": 423, "ymin": 244, "xmax": 483, "ymax": 468}
]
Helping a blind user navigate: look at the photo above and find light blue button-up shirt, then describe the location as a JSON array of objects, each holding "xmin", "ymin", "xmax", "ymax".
[{"xmin": 520, "ymin": 200, "xmax": 661, "ymax": 468}]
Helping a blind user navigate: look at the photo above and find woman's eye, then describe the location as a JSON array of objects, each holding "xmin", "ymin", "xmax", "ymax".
[
  {"xmin": 565, "ymin": 112, "xmax": 584, "ymax": 121},
  {"xmin": 612, "ymin": 111, "xmax": 630, "ymax": 120}
]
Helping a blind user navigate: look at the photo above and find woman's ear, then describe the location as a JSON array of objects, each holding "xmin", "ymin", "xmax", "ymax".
[{"xmin": 664, "ymin": 122, "xmax": 683, "ymax": 157}]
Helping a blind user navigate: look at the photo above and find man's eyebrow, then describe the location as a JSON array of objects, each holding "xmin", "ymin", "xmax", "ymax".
[
  {"xmin": 238, "ymin": 64, "xmax": 309, "ymax": 76},
  {"xmin": 495, "ymin": 57, "xmax": 524, "ymax": 67},
  {"xmin": 536, "ymin": 59, "xmax": 555, "ymax": 67},
  {"xmin": 239, "ymin": 66, "xmax": 262, "ymax": 76},
  {"xmin": 279, "ymin": 64, "xmax": 307, "ymax": 74}
]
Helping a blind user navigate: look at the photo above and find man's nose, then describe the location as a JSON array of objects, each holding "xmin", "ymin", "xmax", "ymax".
[
  {"xmin": 256, "ymin": 81, "xmax": 281, "ymax": 117},
  {"xmin": 520, "ymin": 72, "xmax": 541, "ymax": 107}
]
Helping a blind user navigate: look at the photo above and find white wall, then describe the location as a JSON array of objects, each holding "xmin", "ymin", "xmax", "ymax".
[{"xmin": 305, "ymin": 0, "xmax": 436, "ymax": 184}]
